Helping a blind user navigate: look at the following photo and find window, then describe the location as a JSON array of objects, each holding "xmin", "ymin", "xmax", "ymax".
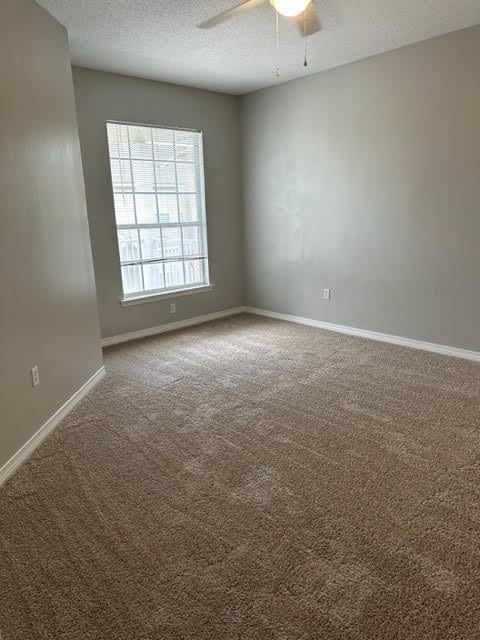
[{"xmin": 106, "ymin": 121, "xmax": 210, "ymax": 301}]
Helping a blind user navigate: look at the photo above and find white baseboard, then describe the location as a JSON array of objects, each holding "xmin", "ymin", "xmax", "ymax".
[
  {"xmin": 101, "ymin": 306, "xmax": 247, "ymax": 347},
  {"xmin": 245, "ymin": 307, "xmax": 480, "ymax": 364},
  {"xmin": 0, "ymin": 366, "xmax": 106, "ymax": 487}
]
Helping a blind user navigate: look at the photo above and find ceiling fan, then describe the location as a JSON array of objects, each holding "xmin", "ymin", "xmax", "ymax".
[{"xmin": 198, "ymin": 0, "xmax": 322, "ymax": 37}]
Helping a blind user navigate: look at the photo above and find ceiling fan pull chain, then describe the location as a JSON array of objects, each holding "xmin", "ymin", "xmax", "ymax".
[
  {"xmin": 304, "ymin": 8, "xmax": 308, "ymax": 66},
  {"xmin": 275, "ymin": 9, "xmax": 280, "ymax": 77}
]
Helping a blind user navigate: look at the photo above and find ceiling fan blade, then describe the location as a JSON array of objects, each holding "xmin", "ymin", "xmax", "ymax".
[
  {"xmin": 295, "ymin": 0, "xmax": 322, "ymax": 37},
  {"xmin": 198, "ymin": 0, "xmax": 266, "ymax": 29}
]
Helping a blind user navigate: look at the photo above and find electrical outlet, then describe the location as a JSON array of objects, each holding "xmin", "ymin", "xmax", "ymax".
[
  {"xmin": 31, "ymin": 365, "xmax": 40, "ymax": 387},
  {"xmin": 322, "ymin": 288, "xmax": 331, "ymax": 300},
  {"xmin": 170, "ymin": 303, "xmax": 176, "ymax": 314}
]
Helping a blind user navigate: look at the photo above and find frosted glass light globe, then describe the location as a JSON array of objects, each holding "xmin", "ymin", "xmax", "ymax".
[{"xmin": 270, "ymin": 0, "xmax": 312, "ymax": 17}]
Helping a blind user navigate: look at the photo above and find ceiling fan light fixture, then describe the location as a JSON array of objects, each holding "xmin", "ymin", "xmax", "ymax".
[{"xmin": 270, "ymin": 0, "xmax": 311, "ymax": 18}]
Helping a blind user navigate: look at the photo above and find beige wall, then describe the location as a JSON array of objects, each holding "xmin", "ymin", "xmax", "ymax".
[
  {"xmin": 0, "ymin": 0, "xmax": 103, "ymax": 469},
  {"xmin": 72, "ymin": 68, "xmax": 244, "ymax": 339},
  {"xmin": 242, "ymin": 26, "xmax": 480, "ymax": 351}
]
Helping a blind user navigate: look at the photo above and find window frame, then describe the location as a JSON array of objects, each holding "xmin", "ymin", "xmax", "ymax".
[{"xmin": 106, "ymin": 120, "xmax": 212, "ymax": 305}]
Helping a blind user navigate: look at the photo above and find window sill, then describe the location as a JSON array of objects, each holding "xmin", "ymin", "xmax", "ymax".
[{"xmin": 120, "ymin": 284, "xmax": 214, "ymax": 307}]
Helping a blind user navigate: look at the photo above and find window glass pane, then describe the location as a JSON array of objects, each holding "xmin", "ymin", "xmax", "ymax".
[
  {"xmin": 182, "ymin": 226, "xmax": 202, "ymax": 256},
  {"xmin": 135, "ymin": 194, "xmax": 157, "ymax": 224},
  {"xmin": 153, "ymin": 128, "xmax": 174, "ymax": 161},
  {"xmin": 118, "ymin": 229, "xmax": 140, "ymax": 263},
  {"xmin": 110, "ymin": 159, "xmax": 132, "ymax": 192},
  {"xmin": 155, "ymin": 162, "xmax": 176, "ymax": 192},
  {"xmin": 175, "ymin": 131, "xmax": 196, "ymax": 162},
  {"xmin": 162, "ymin": 227, "xmax": 182, "ymax": 258},
  {"xmin": 106, "ymin": 123, "xmax": 209, "ymax": 298},
  {"xmin": 178, "ymin": 194, "xmax": 198, "ymax": 222},
  {"xmin": 107, "ymin": 124, "xmax": 129, "ymax": 157},
  {"xmin": 164, "ymin": 261, "xmax": 184, "ymax": 289},
  {"xmin": 113, "ymin": 193, "xmax": 135, "ymax": 225},
  {"xmin": 176, "ymin": 163, "xmax": 196, "ymax": 192},
  {"xmin": 129, "ymin": 125, "xmax": 153, "ymax": 159},
  {"xmin": 185, "ymin": 259, "xmax": 205, "ymax": 286},
  {"xmin": 140, "ymin": 228, "xmax": 163, "ymax": 260},
  {"xmin": 157, "ymin": 194, "xmax": 178, "ymax": 223},
  {"xmin": 143, "ymin": 262, "xmax": 164, "ymax": 291},
  {"xmin": 121, "ymin": 264, "xmax": 143, "ymax": 294},
  {"xmin": 132, "ymin": 160, "xmax": 155, "ymax": 191}
]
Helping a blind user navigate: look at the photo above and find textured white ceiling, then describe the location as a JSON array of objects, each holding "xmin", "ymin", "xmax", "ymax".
[{"xmin": 37, "ymin": 0, "xmax": 480, "ymax": 94}]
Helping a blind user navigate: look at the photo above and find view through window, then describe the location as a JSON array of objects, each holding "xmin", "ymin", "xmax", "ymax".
[{"xmin": 106, "ymin": 121, "xmax": 210, "ymax": 299}]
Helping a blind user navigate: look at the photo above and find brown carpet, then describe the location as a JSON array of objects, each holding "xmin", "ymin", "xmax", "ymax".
[{"xmin": 1, "ymin": 314, "xmax": 480, "ymax": 640}]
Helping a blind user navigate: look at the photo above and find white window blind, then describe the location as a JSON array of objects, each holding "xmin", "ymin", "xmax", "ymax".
[{"xmin": 106, "ymin": 121, "xmax": 210, "ymax": 299}]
